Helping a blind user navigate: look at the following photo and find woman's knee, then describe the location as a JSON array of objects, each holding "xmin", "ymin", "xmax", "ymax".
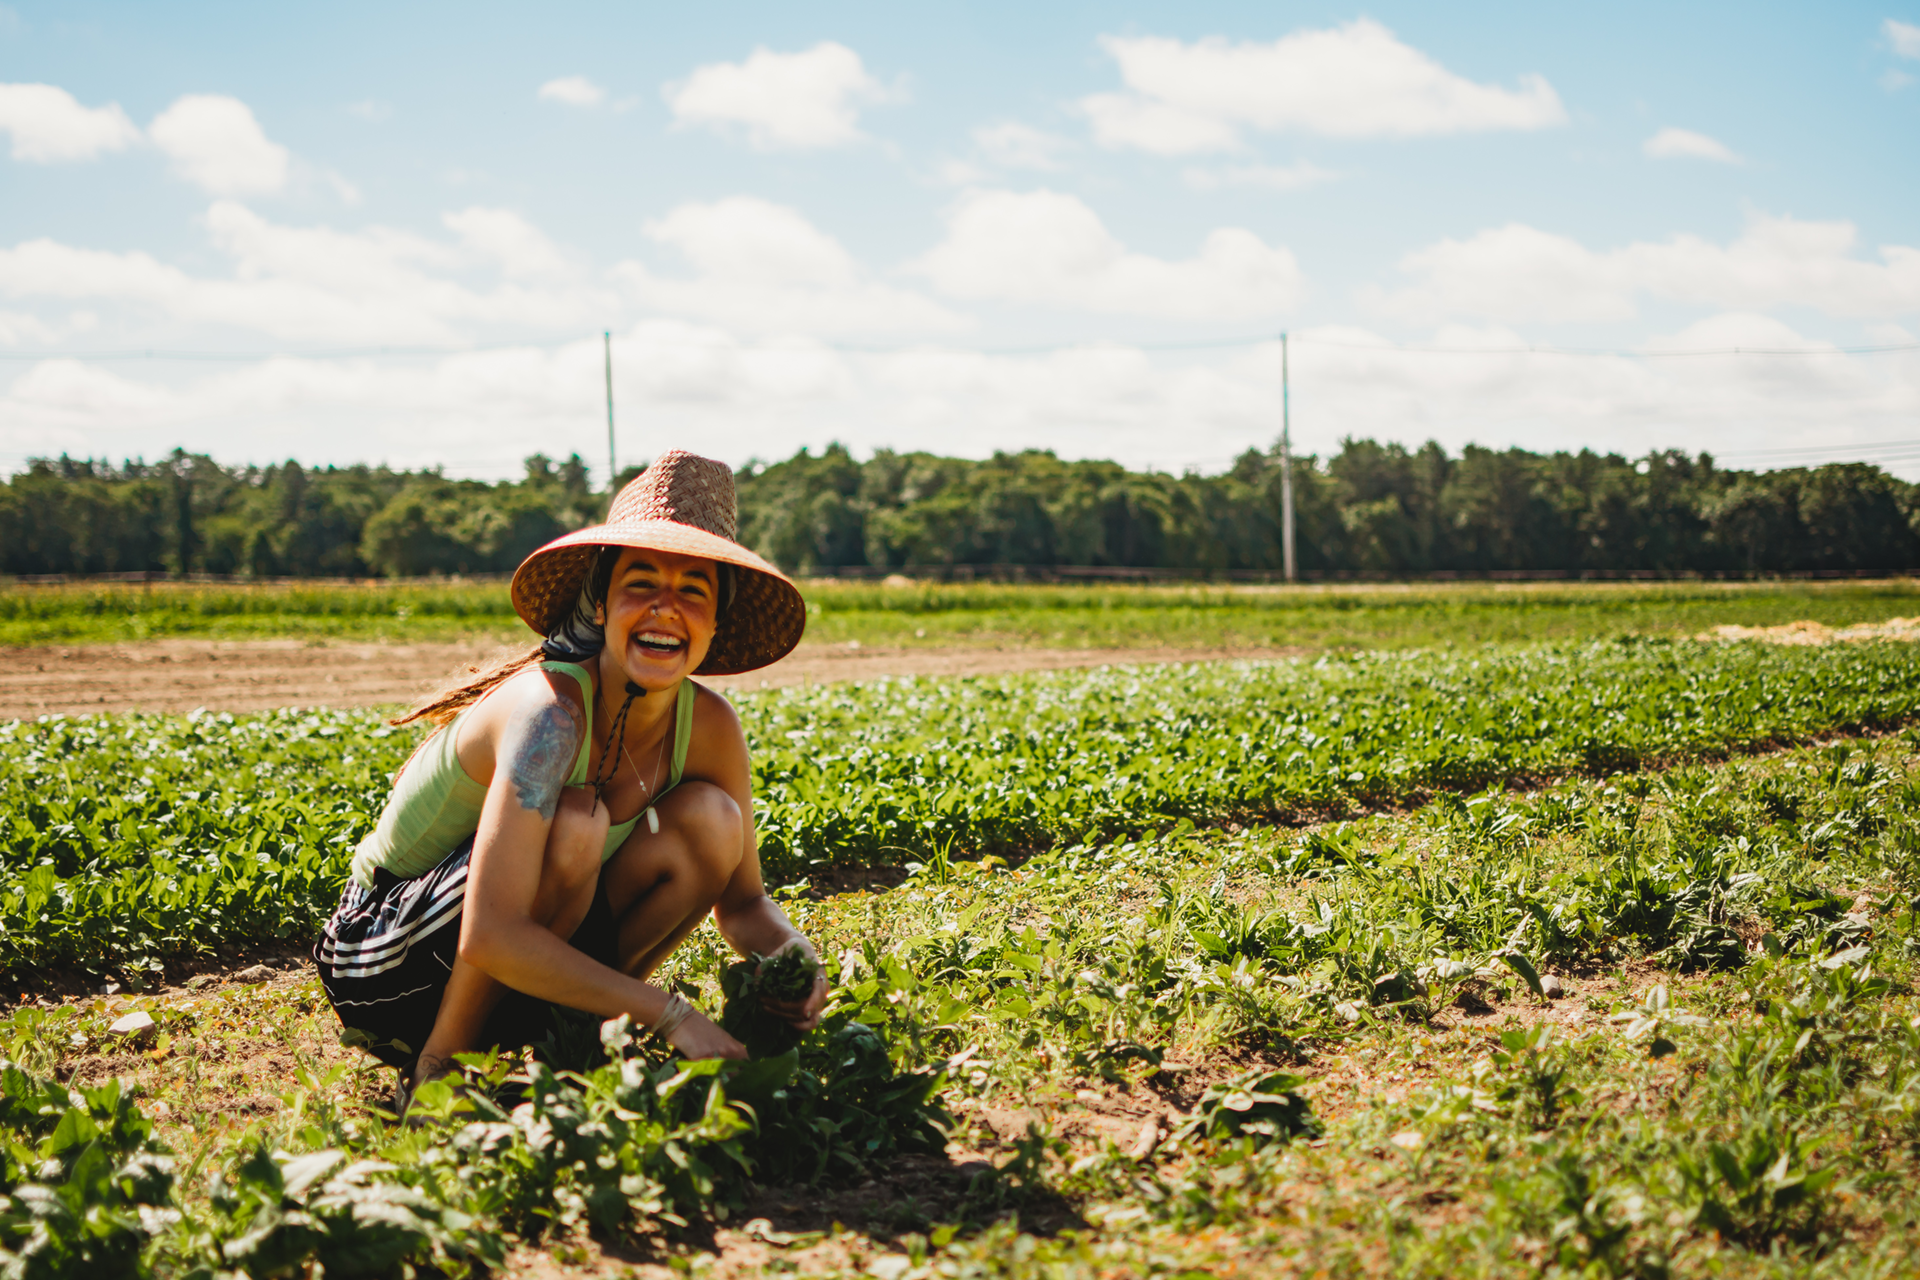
[
  {"xmin": 604, "ymin": 783, "xmax": 742, "ymax": 915},
  {"xmin": 674, "ymin": 783, "xmax": 743, "ymax": 877}
]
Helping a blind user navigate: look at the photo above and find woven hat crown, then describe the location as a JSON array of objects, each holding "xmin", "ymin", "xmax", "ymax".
[{"xmin": 610, "ymin": 450, "xmax": 737, "ymax": 541}]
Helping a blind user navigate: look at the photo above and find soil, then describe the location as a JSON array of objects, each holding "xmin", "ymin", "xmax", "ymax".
[
  {"xmin": 1699, "ymin": 616, "xmax": 1920, "ymax": 644},
  {"xmin": 12, "ymin": 608, "xmax": 1903, "ymax": 720},
  {"xmin": 0, "ymin": 636, "xmax": 1301, "ymax": 720}
]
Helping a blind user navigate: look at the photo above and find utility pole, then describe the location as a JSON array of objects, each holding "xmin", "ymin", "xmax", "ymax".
[
  {"xmin": 603, "ymin": 331, "xmax": 617, "ymax": 494},
  {"xmin": 1280, "ymin": 331, "xmax": 1296, "ymax": 583}
]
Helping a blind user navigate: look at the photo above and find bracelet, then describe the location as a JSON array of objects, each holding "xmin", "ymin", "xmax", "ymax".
[{"xmin": 651, "ymin": 992, "xmax": 695, "ymax": 1041}]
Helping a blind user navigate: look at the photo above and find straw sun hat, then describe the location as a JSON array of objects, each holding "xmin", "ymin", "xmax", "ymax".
[{"xmin": 509, "ymin": 450, "xmax": 806, "ymax": 675}]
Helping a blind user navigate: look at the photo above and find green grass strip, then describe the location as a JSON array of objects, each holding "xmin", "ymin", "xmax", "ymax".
[{"xmin": 5, "ymin": 578, "xmax": 1920, "ymax": 648}]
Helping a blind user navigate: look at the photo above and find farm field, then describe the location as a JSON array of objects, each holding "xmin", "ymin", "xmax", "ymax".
[
  {"xmin": 0, "ymin": 635, "xmax": 1919, "ymax": 1275},
  {"xmin": 0, "ymin": 635, "xmax": 1289, "ymax": 721},
  {"xmin": 7, "ymin": 577, "xmax": 1920, "ymax": 720},
  {"xmin": 5, "ymin": 576, "xmax": 1920, "ymax": 650}
]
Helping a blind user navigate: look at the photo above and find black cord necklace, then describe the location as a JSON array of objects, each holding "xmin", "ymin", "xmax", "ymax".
[{"xmin": 588, "ymin": 680, "xmax": 645, "ymax": 817}]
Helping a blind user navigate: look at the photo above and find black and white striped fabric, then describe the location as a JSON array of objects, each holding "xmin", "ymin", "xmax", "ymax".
[
  {"xmin": 311, "ymin": 836, "xmax": 476, "ymax": 1068},
  {"xmin": 312, "ymin": 835, "xmax": 621, "ymax": 1072}
]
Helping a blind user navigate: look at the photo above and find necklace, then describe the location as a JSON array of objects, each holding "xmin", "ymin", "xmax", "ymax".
[
  {"xmin": 618, "ymin": 726, "xmax": 670, "ymax": 798},
  {"xmin": 600, "ymin": 683, "xmax": 672, "ymax": 828}
]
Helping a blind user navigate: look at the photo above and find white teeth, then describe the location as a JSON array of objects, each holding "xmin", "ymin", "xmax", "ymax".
[{"xmin": 634, "ymin": 632, "xmax": 683, "ymax": 652}]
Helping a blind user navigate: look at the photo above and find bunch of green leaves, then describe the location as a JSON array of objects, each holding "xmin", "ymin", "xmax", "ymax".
[
  {"xmin": 735, "ymin": 1019, "xmax": 951, "ymax": 1185},
  {"xmin": 718, "ymin": 948, "xmax": 819, "ymax": 1058},
  {"xmin": 387, "ymin": 1003, "xmax": 949, "ymax": 1244}
]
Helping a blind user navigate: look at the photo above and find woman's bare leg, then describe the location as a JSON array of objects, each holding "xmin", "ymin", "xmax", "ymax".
[
  {"xmin": 412, "ymin": 787, "xmax": 607, "ymax": 1082},
  {"xmin": 601, "ymin": 782, "xmax": 744, "ymax": 979}
]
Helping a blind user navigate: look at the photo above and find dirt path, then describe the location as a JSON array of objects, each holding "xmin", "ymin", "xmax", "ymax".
[
  {"xmin": 0, "ymin": 637, "xmax": 1301, "ymax": 719},
  {"xmin": 1699, "ymin": 616, "xmax": 1920, "ymax": 644}
]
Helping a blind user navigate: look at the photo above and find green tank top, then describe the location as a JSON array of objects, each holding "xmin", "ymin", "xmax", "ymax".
[{"xmin": 349, "ymin": 662, "xmax": 697, "ymax": 887}]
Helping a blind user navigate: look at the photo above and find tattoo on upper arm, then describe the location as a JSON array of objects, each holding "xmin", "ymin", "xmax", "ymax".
[{"xmin": 503, "ymin": 699, "xmax": 581, "ymax": 820}]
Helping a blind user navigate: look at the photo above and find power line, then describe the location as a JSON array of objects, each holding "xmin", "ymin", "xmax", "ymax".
[
  {"xmin": 0, "ymin": 333, "xmax": 1915, "ymax": 363},
  {"xmin": 1720, "ymin": 443, "xmax": 1912, "ymax": 462},
  {"xmin": 1289, "ymin": 337, "xmax": 1920, "ymax": 358}
]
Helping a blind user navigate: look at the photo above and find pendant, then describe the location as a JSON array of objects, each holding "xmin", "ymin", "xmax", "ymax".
[{"xmin": 646, "ymin": 806, "xmax": 660, "ymax": 835}]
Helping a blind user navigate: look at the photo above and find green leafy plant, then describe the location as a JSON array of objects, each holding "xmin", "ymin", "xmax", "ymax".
[
  {"xmin": 719, "ymin": 948, "xmax": 821, "ymax": 1059},
  {"xmin": 183, "ymin": 1146, "xmax": 492, "ymax": 1280},
  {"xmin": 0, "ymin": 1063, "xmax": 174, "ymax": 1280},
  {"xmin": 1170, "ymin": 1070, "xmax": 1321, "ymax": 1147},
  {"xmin": 1670, "ymin": 1126, "xmax": 1837, "ymax": 1246},
  {"xmin": 1489, "ymin": 1026, "xmax": 1580, "ymax": 1128}
]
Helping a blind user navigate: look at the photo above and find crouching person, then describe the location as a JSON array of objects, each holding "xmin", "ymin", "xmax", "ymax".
[{"xmin": 311, "ymin": 451, "xmax": 826, "ymax": 1107}]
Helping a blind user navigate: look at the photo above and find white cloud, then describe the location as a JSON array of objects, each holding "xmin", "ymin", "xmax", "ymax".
[
  {"xmin": 538, "ymin": 76, "xmax": 606, "ymax": 107},
  {"xmin": 0, "ymin": 202, "xmax": 605, "ymax": 344},
  {"xmin": 17, "ymin": 313, "xmax": 1916, "ymax": 483},
  {"xmin": 1182, "ymin": 160, "xmax": 1338, "ymax": 191},
  {"xmin": 0, "ymin": 83, "xmax": 140, "ymax": 162},
  {"xmin": 663, "ymin": 42, "xmax": 889, "ymax": 149},
  {"xmin": 1241, "ymin": 319, "xmax": 1920, "ymax": 470},
  {"xmin": 910, "ymin": 188, "xmax": 1302, "ymax": 319},
  {"xmin": 1375, "ymin": 214, "xmax": 1920, "ymax": 323},
  {"xmin": 1888, "ymin": 18, "xmax": 1920, "ymax": 58},
  {"xmin": 0, "ymin": 321, "xmax": 868, "ymax": 479},
  {"xmin": 443, "ymin": 207, "xmax": 569, "ymax": 278},
  {"xmin": 1082, "ymin": 21, "xmax": 1566, "ymax": 155},
  {"xmin": 616, "ymin": 196, "xmax": 965, "ymax": 336},
  {"xmin": 972, "ymin": 122, "xmax": 1074, "ymax": 170},
  {"xmin": 646, "ymin": 197, "xmax": 857, "ymax": 285},
  {"xmin": 1080, "ymin": 93, "xmax": 1243, "ymax": 157},
  {"xmin": 1643, "ymin": 126, "xmax": 1740, "ymax": 163},
  {"xmin": 149, "ymin": 95, "xmax": 290, "ymax": 195},
  {"xmin": 0, "ymin": 308, "xmax": 60, "ymax": 344}
]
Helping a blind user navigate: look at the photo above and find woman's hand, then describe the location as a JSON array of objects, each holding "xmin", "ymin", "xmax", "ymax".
[
  {"xmin": 760, "ymin": 938, "xmax": 830, "ymax": 1032},
  {"xmin": 666, "ymin": 1009, "xmax": 747, "ymax": 1060}
]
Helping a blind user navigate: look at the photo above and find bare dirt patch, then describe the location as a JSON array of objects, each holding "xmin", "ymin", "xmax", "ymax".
[
  {"xmin": 1700, "ymin": 616, "xmax": 1920, "ymax": 645},
  {"xmin": 0, "ymin": 637, "xmax": 1300, "ymax": 719}
]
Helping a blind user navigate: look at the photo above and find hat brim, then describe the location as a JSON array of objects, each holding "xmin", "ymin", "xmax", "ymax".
[{"xmin": 510, "ymin": 519, "xmax": 806, "ymax": 675}]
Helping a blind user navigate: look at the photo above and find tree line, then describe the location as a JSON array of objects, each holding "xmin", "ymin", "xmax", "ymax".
[
  {"xmin": 0, "ymin": 452, "xmax": 605, "ymax": 579},
  {"xmin": 736, "ymin": 441, "xmax": 1919, "ymax": 575},
  {"xmin": 4, "ymin": 439, "xmax": 1917, "ymax": 579}
]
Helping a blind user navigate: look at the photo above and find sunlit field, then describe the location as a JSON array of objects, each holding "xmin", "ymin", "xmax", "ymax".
[
  {"xmin": 4, "ymin": 632, "xmax": 1920, "ymax": 1275},
  {"xmin": 4, "ymin": 576, "xmax": 1920, "ymax": 650}
]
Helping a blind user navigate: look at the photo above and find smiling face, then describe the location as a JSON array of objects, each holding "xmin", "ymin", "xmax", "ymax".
[{"xmin": 595, "ymin": 546, "xmax": 721, "ymax": 690}]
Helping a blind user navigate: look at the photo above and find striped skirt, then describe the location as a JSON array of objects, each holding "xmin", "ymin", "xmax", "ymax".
[{"xmin": 311, "ymin": 835, "xmax": 616, "ymax": 1070}]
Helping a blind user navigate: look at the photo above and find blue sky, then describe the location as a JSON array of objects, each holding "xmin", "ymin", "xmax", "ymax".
[{"xmin": 2, "ymin": 0, "xmax": 1916, "ymax": 480}]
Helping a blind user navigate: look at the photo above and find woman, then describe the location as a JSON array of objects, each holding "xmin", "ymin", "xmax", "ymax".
[{"xmin": 312, "ymin": 450, "xmax": 822, "ymax": 1098}]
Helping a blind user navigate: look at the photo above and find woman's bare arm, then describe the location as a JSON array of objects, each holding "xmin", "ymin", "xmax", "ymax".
[
  {"xmin": 454, "ymin": 675, "xmax": 731, "ymax": 1046},
  {"xmin": 691, "ymin": 690, "xmax": 829, "ymax": 1027}
]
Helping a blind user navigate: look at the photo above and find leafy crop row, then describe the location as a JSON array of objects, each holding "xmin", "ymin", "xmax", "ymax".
[
  {"xmin": 4, "ymin": 638, "xmax": 1920, "ymax": 978},
  {"xmin": 748, "ymin": 638, "xmax": 1920, "ymax": 870}
]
